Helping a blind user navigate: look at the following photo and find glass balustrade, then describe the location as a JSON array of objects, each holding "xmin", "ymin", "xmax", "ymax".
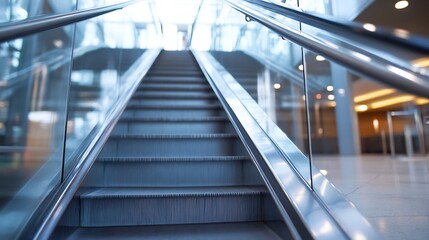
[
  {"xmin": 191, "ymin": 0, "xmax": 429, "ymax": 238},
  {"xmin": 0, "ymin": 0, "xmax": 162, "ymax": 238}
]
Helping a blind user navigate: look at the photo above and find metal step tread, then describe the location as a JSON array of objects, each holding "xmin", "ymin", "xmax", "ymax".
[
  {"xmin": 80, "ymin": 186, "xmax": 267, "ymax": 199},
  {"xmin": 139, "ymin": 84, "xmax": 211, "ymax": 90},
  {"xmin": 132, "ymin": 93, "xmax": 216, "ymax": 99},
  {"xmin": 66, "ymin": 222, "xmax": 283, "ymax": 240},
  {"xmin": 143, "ymin": 79, "xmax": 208, "ymax": 84},
  {"xmin": 108, "ymin": 133, "xmax": 237, "ymax": 139},
  {"xmin": 96, "ymin": 156, "xmax": 250, "ymax": 162},
  {"xmin": 118, "ymin": 116, "xmax": 229, "ymax": 122},
  {"xmin": 125, "ymin": 104, "xmax": 221, "ymax": 109}
]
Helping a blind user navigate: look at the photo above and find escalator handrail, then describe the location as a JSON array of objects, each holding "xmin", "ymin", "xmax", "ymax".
[
  {"xmin": 224, "ymin": 0, "xmax": 429, "ymax": 98},
  {"xmin": 0, "ymin": 0, "xmax": 141, "ymax": 43}
]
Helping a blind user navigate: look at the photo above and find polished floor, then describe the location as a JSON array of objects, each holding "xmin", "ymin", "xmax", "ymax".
[{"xmin": 313, "ymin": 154, "xmax": 429, "ymax": 240}]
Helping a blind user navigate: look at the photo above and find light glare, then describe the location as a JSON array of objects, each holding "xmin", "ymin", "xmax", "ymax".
[
  {"xmin": 395, "ymin": 1, "xmax": 409, "ymax": 9},
  {"xmin": 316, "ymin": 55, "xmax": 326, "ymax": 61}
]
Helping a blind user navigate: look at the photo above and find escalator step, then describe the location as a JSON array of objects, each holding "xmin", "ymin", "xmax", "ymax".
[
  {"xmin": 79, "ymin": 186, "xmax": 266, "ymax": 227},
  {"xmin": 66, "ymin": 222, "xmax": 283, "ymax": 240},
  {"xmin": 82, "ymin": 156, "xmax": 251, "ymax": 187}
]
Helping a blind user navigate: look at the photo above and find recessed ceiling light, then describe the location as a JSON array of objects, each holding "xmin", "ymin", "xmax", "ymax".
[
  {"xmin": 273, "ymin": 83, "xmax": 281, "ymax": 89},
  {"xmin": 395, "ymin": 1, "xmax": 409, "ymax": 10},
  {"xmin": 363, "ymin": 23, "xmax": 376, "ymax": 32},
  {"xmin": 298, "ymin": 64, "xmax": 304, "ymax": 71},
  {"xmin": 327, "ymin": 94, "xmax": 335, "ymax": 100},
  {"xmin": 326, "ymin": 86, "xmax": 334, "ymax": 91},
  {"xmin": 355, "ymin": 105, "xmax": 368, "ymax": 112},
  {"xmin": 316, "ymin": 55, "xmax": 325, "ymax": 61}
]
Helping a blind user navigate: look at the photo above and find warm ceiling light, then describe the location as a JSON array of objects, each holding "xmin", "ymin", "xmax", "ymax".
[
  {"xmin": 316, "ymin": 55, "xmax": 326, "ymax": 61},
  {"xmin": 326, "ymin": 86, "xmax": 334, "ymax": 91},
  {"xmin": 298, "ymin": 64, "xmax": 304, "ymax": 71},
  {"xmin": 354, "ymin": 89, "xmax": 396, "ymax": 103},
  {"xmin": 395, "ymin": 0, "xmax": 409, "ymax": 9},
  {"xmin": 373, "ymin": 119, "xmax": 379, "ymax": 133},
  {"xmin": 328, "ymin": 101, "xmax": 336, "ymax": 107},
  {"xmin": 315, "ymin": 93, "xmax": 322, "ymax": 100},
  {"xmin": 370, "ymin": 95, "xmax": 415, "ymax": 109},
  {"xmin": 416, "ymin": 98, "xmax": 429, "ymax": 105},
  {"xmin": 273, "ymin": 83, "xmax": 281, "ymax": 89},
  {"xmin": 363, "ymin": 23, "xmax": 376, "ymax": 32},
  {"xmin": 355, "ymin": 105, "xmax": 368, "ymax": 112},
  {"xmin": 412, "ymin": 57, "xmax": 429, "ymax": 68}
]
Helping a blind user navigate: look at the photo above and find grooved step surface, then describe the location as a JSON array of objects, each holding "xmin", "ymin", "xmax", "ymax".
[
  {"xmin": 83, "ymin": 156, "xmax": 250, "ymax": 187},
  {"xmin": 80, "ymin": 187, "xmax": 267, "ymax": 226},
  {"xmin": 67, "ymin": 222, "xmax": 283, "ymax": 240},
  {"xmin": 99, "ymin": 134, "xmax": 245, "ymax": 157},
  {"xmin": 139, "ymin": 84, "xmax": 211, "ymax": 91},
  {"xmin": 132, "ymin": 92, "xmax": 216, "ymax": 99},
  {"xmin": 118, "ymin": 116, "xmax": 229, "ymax": 122},
  {"xmin": 65, "ymin": 51, "xmax": 283, "ymax": 238},
  {"xmin": 126, "ymin": 104, "xmax": 221, "ymax": 109},
  {"xmin": 128, "ymin": 98, "xmax": 219, "ymax": 106},
  {"xmin": 81, "ymin": 186, "xmax": 266, "ymax": 198},
  {"xmin": 113, "ymin": 120, "xmax": 233, "ymax": 134},
  {"xmin": 97, "ymin": 156, "xmax": 250, "ymax": 162}
]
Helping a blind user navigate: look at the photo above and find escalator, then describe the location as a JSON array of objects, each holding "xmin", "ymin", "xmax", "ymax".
[{"xmin": 57, "ymin": 51, "xmax": 290, "ymax": 239}]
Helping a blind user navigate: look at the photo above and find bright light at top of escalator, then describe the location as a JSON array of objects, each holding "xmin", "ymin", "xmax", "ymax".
[
  {"xmin": 316, "ymin": 55, "xmax": 325, "ymax": 61},
  {"xmin": 395, "ymin": 1, "xmax": 409, "ymax": 9},
  {"xmin": 363, "ymin": 23, "xmax": 376, "ymax": 32}
]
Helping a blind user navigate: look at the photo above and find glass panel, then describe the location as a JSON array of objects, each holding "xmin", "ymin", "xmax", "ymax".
[
  {"xmin": 64, "ymin": 0, "xmax": 162, "ymax": 176},
  {"xmin": 305, "ymin": 47, "xmax": 429, "ymax": 239},
  {"xmin": 297, "ymin": 0, "xmax": 429, "ymax": 238},
  {"xmin": 0, "ymin": 0, "xmax": 77, "ymax": 23},
  {"xmin": 0, "ymin": 24, "xmax": 74, "ymax": 239},
  {"xmin": 192, "ymin": 0, "xmax": 312, "ymax": 184}
]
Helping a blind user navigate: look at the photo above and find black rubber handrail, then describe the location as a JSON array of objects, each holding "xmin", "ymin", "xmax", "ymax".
[
  {"xmin": 0, "ymin": 0, "xmax": 141, "ymax": 43},
  {"xmin": 245, "ymin": 0, "xmax": 429, "ymax": 54}
]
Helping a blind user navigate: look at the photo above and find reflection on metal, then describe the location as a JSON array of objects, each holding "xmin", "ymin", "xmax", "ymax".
[{"xmin": 387, "ymin": 110, "xmax": 426, "ymax": 157}]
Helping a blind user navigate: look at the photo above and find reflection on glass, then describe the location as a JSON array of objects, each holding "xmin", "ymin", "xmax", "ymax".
[
  {"xmin": 0, "ymin": 0, "xmax": 77, "ymax": 23},
  {"xmin": 0, "ymin": 25, "xmax": 74, "ymax": 239},
  {"xmin": 64, "ymin": 2, "xmax": 162, "ymax": 175},
  {"xmin": 192, "ymin": 1, "xmax": 311, "ymax": 183},
  {"xmin": 305, "ymin": 49, "xmax": 429, "ymax": 239}
]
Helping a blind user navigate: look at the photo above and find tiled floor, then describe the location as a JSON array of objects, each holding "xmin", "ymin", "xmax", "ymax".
[{"xmin": 313, "ymin": 155, "xmax": 429, "ymax": 240}]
